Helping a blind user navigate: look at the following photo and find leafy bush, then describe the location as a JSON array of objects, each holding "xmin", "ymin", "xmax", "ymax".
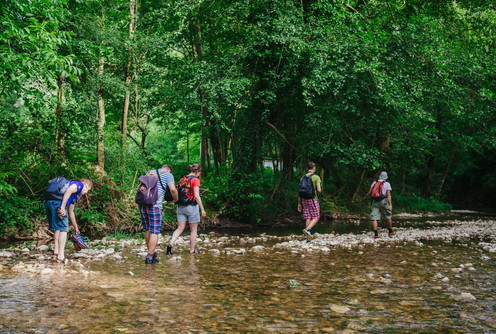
[
  {"xmin": 395, "ymin": 194, "xmax": 452, "ymax": 213},
  {"xmin": 203, "ymin": 170, "xmax": 272, "ymax": 222},
  {"xmin": 0, "ymin": 195, "xmax": 41, "ymax": 236}
]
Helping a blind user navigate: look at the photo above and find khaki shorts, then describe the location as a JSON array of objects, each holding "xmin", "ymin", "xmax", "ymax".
[{"xmin": 370, "ymin": 198, "xmax": 392, "ymax": 221}]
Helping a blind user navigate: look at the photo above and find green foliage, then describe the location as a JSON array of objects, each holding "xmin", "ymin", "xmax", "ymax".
[
  {"xmin": 0, "ymin": 173, "xmax": 17, "ymax": 197},
  {"xmin": 0, "ymin": 195, "xmax": 40, "ymax": 236},
  {"xmin": 395, "ymin": 194, "xmax": 452, "ymax": 213},
  {"xmin": 203, "ymin": 170, "xmax": 271, "ymax": 222},
  {"xmin": 0, "ymin": 0, "xmax": 494, "ymax": 238}
]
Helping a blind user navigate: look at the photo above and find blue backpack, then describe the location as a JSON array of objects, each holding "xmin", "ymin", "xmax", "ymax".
[
  {"xmin": 135, "ymin": 175, "xmax": 159, "ymax": 206},
  {"xmin": 298, "ymin": 174, "xmax": 315, "ymax": 199},
  {"xmin": 45, "ymin": 176, "xmax": 70, "ymax": 200}
]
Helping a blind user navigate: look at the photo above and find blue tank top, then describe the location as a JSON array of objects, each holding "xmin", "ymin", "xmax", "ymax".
[{"xmin": 67, "ymin": 180, "xmax": 84, "ymax": 206}]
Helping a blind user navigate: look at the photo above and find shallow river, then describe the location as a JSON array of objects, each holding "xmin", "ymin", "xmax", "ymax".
[{"xmin": 0, "ymin": 212, "xmax": 495, "ymax": 333}]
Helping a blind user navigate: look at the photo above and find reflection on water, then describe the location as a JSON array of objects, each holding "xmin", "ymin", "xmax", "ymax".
[{"xmin": 1, "ymin": 214, "xmax": 495, "ymax": 333}]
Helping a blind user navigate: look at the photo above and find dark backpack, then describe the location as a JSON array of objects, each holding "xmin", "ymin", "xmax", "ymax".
[
  {"xmin": 177, "ymin": 175, "xmax": 197, "ymax": 206},
  {"xmin": 156, "ymin": 169, "xmax": 174, "ymax": 202},
  {"xmin": 370, "ymin": 181, "xmax": 386, "ymax": 201},
  {"xmin": 298, "ymin": 174, "xmax": 315, "ymax": 199},
  {"xmin": 135, "ymin": 175, "xmax": 159, "ymax": 206},
  {"xmin": 45, "ymin": 176, "xmax": 70, "ymax": 200}
]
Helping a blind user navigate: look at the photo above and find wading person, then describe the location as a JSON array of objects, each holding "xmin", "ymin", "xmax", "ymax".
[
  {"xmin": 167, "ymin": 164, "xmax": 206, "ymax": 255},
  {"xmin": 297, "ymin": 162, "xmax": 322, "ymax": 239},
  {"xmin": 368, "ymin": 171, "xmax": 395, "ymax": 239},
  {"xmin": 138, "ymin": 164, "xmax": 178, "ymax": 264},
  {"xmin": 45, "ymin": 177, "xmax": 93, "ymax": 263}
]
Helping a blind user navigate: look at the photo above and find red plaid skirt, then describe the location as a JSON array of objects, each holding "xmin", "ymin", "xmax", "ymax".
[{"xmin": 301, "ymin": 198, "xmax": 320, "ymax": 219}]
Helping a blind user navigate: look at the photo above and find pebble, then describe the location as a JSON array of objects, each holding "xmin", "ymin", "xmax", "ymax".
[
  {"xmin": 453, "ymin": 292, "xmax": 476, "ymax": 301},
  {"xmin": 40, "ymin": 268, "xmax": 55, "ymax": 275},
  {"xmin": 330, "ymin": 305, "xmax": 351, "ymax": 313}
]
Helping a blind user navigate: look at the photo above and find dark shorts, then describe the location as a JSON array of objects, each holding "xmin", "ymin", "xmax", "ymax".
[
  {"xmin": 45, "ymin": 200, "xmax": 69, "ymax": 232},
  {"xmin": 301, "ymin": 198, "xmax": 320, "ymax": 220},
  {"xmin": 139, "ymin": 205, "xmax": 162, "ymax": 234}
]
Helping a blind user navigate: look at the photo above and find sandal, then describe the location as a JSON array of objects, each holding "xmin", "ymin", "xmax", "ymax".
[{"xmin": 56, "ymin": 257, "xmax": 69, "ymax": 264}]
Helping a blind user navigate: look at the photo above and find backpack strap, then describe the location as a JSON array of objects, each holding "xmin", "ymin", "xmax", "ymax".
[{"xmin": 156, "ymin": 169, "xmax": 167, "ymax": 191}]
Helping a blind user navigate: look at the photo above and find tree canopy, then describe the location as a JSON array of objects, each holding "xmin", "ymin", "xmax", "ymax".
[{"xmin": 0, "ymin": 0, "xmax": 495, "ymax": 236}]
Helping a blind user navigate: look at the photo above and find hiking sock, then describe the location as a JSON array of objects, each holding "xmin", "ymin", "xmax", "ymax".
[{"xmin": 373, "ymin": 230, "xmax": 379, "ymax": 236}]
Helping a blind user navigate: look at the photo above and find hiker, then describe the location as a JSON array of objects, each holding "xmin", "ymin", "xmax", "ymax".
[
  {"xmin": 368, "ymin": 171, "xmax": 395, "ymax": 238},
  {"xmin": 45, "ymin": 178, "xmax": 93, "ymax": 263},
  {"xmin": 297, "ymin": 162, "xmax": 322, "ymax": 239},
  {"xmin": 139, "ymin": 164, "xmax": 178, "ymax": 264},
  {"xmin": 167, "ymin": 164, "xmax": 206, "ymax": 254}
]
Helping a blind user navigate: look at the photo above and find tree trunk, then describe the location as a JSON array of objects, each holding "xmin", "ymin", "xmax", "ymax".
[
  {"xmin": 423, "ymin": 154, "xmax": 434, "ymax": 197},
  {"xmin": 97, "ymin": 55, "xmax": 106, "ymax": 170},
  {"xmin": 55, "ymin": 75, "xmax": 65, "ymax": 152},
  {"xmin": 437, "ymin": 154, "xmax": 454, "ymax": 196},
  {"xmin": 122, "ymin": 0, "xmax": 136, "ymax": 155}
]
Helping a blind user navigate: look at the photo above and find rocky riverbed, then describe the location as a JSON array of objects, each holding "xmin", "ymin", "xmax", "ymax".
[
  {"xmin": 1, "ymin": 217, "xmax": 495, "ymax": 333},
  {"xmin": 0, "ymin": 218, "xmax": 494, "ymax": 274}
]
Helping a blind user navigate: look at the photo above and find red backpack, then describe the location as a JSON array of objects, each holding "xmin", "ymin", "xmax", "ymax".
[{"xmin": 370, "ymin": 181, "xmax": 386, "ymax": 201}]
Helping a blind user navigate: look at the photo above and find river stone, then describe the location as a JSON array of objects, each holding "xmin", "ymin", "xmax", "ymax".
[
  {"xmin": 75, "ymin": 253, "xmax": 92, "ymax": 259},
  {"xmin": 230, "ymin": 248, "xmax": 247, "ymax": 254},
  {"xmin": 371, "ymin": 289, "xmax": 387, "ymax": 295},
  {"xmin": 379, "ymin": 277, "xmax": 392, "ymax": 284},
  {"xmin": 251, "ymin": 245, "xmax": 265, "ymax": 252},
  {"xmin": 453, "ymin": 292, "xmax": 476, "ymax": 301},
  {"xmin": 40, "ymin": 268, "xmax": 55, "ymax": 275},
  {"xmin": 37, "ymin": 245, "xmax": 49, "ymax": 251},
  {"xmin": 441, "ymin": 277, "xmax": 450, "ymax": 282},
  {"xmin": 208, "ymin": 249, "xmax": 221, "ymax": 254},
  {"xmin": 0, "ymin": 251, "xmax": 14, "ymax": 258},
  {"xmin": 331, "ymin": 305, "xmax": 351, "ymax": 313}
]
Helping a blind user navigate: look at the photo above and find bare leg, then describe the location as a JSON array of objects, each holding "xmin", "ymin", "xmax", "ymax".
[
  {"xmin": 306, "ymin": 218, "xmax": 319, "ymax": 230},
  {"xmin": 147, "ymin": 233, "xmax": 159, "ymax": 255},
  {"xmin": 145, "ymin": 230, "xmax": 150, "ymax": 245},
  {"xmin": 53, "ymin": 230, "xmax": 61, "ymax": 256},
  {"xmin": 189, "ymin": 223, "xmax": 198, "ymax": 253},
  {"xmin": 372, "ymin": 220, "xmax": 379, "ymax": 231},
  {"xmin": 57, "ymin": 231, "xmax": 67, "ymax": 260},
  {"xmin": 387, "ymin": 219, "xmax": 393, "ymax": 230},
  {"xmin": 170, "ymin": 221, "xmax": 187, "ymax": 246}
]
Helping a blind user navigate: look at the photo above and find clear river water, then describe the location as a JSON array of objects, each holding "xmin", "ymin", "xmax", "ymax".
[{"xmin": 0, "ymin": 211, "xmax": 495, "ymax": 333}]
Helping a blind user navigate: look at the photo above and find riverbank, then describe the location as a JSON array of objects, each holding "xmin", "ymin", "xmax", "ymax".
[{"xmin": 1, "ymin": 215, "xmax": 494, "ymax": 273}]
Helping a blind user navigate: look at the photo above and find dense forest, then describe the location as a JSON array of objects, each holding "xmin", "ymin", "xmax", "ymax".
[{"xmin": 1, "ymin": 0, "xmax": 495, "ymax": 238}]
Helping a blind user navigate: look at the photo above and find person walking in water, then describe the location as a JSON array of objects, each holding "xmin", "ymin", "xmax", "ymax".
[
  {"xmin": 297, "ymin": 162, "xmax": 322, "ymax": 239},
  {"xmin": 140, "ymin": 164, "xmax": 178, "ymax": 264},
  {"xmin": 45, "ymin": 177, "xmax": 93, "ymax": 263},
  {"xmin": 368, "ymin": 171, "xmax": 395, "ymax": 239},
  {"xmin": 167, "ymin": 164, "xmax": 206, "ymax": 254}
]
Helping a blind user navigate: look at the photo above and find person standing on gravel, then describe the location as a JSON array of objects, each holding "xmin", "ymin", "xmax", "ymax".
[
  {"xmin": 45, "ymin": 177, "xmax": 93, "ymax": 263},
  {"xmin": 297, "ymin": 162, "xmax": 322, "ymax": 239},
  {"xmin": 368, "ymin": 171, "xmax": 395, "ymax": 239}
]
